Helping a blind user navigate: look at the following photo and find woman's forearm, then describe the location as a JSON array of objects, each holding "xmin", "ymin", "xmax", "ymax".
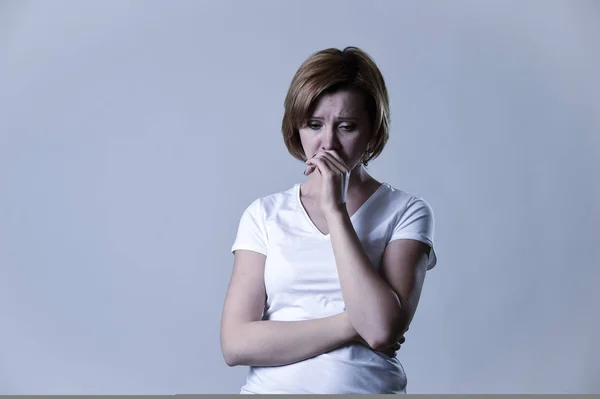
[
  {"xmin": 223, "ymin": 312, "xmax": 356, "ymax": 367},
  {"xmin": 325, "ymin": 209, "xmax": 404, "ymax": 349}
]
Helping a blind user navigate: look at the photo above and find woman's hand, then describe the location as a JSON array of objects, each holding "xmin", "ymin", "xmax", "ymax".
[
  {"xmin": 354, "ymin": 335, "xmax": 405, "ymax": 358},
  {"xmin": 304, "ymin": 150, "xmax": 351, "ymax": 215}
]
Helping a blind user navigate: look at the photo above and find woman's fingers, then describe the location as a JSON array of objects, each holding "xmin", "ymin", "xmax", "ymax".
[
  {"xmin": 354, "ymin": 335, "xmax": 400, "ymax": 358},
  {"xmin": 382, "ymin": 348, "xmax": 393, "ymax": 357},
  {"xmin": 305, "ymin": 155, "xmax": 326, "ymax": 175},
  {"xmin": 312, "ymin": 153, "xmax": 337, "ymax": 172},
  {"xmin": 305, "ymin": 150, "xmax": 349, "ymax": 176},
  {"xmin": 383, "ymin": 348, "xmax": 397, "ymax": 358},
  {"xmin": 304, "ymin": 164, "xmax": 316, "ymax": 175},
  {"xmin": 319, "ymin": 150, "xmax": 349, "ymax": 174},
  {"xmin": 308, "ymin": 152, "xmax": 345, "ymax": 174},
  {"xmin": 384, "ymin": 340, "xmax": 403, "ymax": 357}
]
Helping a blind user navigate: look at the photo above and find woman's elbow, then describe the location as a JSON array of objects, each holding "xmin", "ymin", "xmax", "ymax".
[
  {"xmin": 367, "ymin": 315, "xmax": 409, "ymax": 350},
  {"xmin": 366, "ymin": 332, "xmax": 396, "ymax": 351},
  {"xmin": 221, "ymin": 348, "xmax": 235, "ymax": 367},
  {"xmin": 220, "ymin": 329, "xmax": 244, "ymax": 367},
  {"xmin": 221, "ymin": 342, "xmax": 241, "ymax": 367}
]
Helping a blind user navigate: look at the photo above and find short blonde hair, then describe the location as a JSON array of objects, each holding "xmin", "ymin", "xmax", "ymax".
[{"xmin": 281, "ymin": 46, "xmax": 390, "ymax": 167}]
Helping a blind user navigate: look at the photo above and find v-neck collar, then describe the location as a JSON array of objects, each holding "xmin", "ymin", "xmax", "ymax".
[{"xmin": 295, "ymin": 182, "xmax": 387, "ymax": 239}]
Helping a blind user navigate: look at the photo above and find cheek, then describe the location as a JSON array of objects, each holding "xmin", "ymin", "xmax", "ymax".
[
  {"xmin": 333, "ymin": 143, "xmax": 354, "ymax": 163},
  {"xmin": 298, "ymin": 131, "xmax": 320, "ymax": 153},
  {"xmin": 340, "ymin": 136, "xmax": 365, "ymax": 153},
  {"xmin": 341, "ymin": 137, "xmax": 369, "ymax": 162}
]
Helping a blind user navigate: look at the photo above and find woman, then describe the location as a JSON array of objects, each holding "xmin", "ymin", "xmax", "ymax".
[{"xmin": 220, "ymin": 46, "xmax": 437, "ymax": 394}]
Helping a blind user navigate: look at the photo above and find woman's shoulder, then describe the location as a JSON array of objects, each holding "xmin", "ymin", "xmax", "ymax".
[
  {"xmin": 380, "ymin": 182, "xmax": 431, "ymax": 207},
  {"xmin": 240, "ymin": 184, "xmax": 298, "ymax": 217},
  {"xmin": 376, "ymin": 183, "xmax": 436, "ymax": 227}
]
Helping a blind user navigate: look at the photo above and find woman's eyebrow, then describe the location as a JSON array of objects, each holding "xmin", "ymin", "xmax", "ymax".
[{"xmin": 308, "ymin": 116, "xmax": 358, "ymax": 121}]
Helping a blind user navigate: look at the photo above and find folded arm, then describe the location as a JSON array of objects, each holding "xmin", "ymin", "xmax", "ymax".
[{"xmin": 220, "ymin": 250, "xmax": 358, "ymax": 367}]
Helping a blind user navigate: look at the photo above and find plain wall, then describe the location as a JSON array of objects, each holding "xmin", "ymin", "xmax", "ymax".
[{"xmin": 1, "ymin": 0, "xmax": 599, "ymax": 394}]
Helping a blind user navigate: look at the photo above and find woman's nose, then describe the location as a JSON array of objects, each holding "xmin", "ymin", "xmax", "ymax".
[{"xmin": 321, "ymin": 127, "xmax": 339, "ymax": 150}]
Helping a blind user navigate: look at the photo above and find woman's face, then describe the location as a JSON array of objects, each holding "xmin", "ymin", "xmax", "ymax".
[{"xmin": 298, "ymin": 87, "xmax": 372, "ymax": 172}]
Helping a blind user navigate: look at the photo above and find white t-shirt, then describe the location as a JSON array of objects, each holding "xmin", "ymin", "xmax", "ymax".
[{"xmin": 230, "ymin": 182, "xmax": 437, "ymax": 394}]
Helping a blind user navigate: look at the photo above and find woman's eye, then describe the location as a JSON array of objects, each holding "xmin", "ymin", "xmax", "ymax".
[
  {"xmin": 308, "ymin": 123, "xmax": 321, "ymax": 129},
  {"xmin": 340, "ymin": 124, "xmax": 355, "ymax": 131}
]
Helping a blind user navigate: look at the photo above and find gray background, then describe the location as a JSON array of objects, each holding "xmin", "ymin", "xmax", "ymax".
[{"xmin": 1, "ymin": 0, "xmax": 598, "ymax": 394}]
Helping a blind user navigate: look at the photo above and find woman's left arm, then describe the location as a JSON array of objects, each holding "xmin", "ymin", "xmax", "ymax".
[{"xmin": 326, "ymin": 209, "xmax": 430, "ymax": 351}]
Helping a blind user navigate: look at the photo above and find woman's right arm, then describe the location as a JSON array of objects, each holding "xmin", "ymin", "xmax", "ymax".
[{"xmin": 219, "ymin": 249, "xmax": 358, "ymax": 367}]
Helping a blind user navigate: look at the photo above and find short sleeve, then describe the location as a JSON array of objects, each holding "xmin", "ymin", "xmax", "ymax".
[
  {"xmin": 231, "ymin": 198, "xmax": 268, "ymax": 256},
  {"xmin": 389, "ymin": 195, "xmax": 437, "ymax": 270}
]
